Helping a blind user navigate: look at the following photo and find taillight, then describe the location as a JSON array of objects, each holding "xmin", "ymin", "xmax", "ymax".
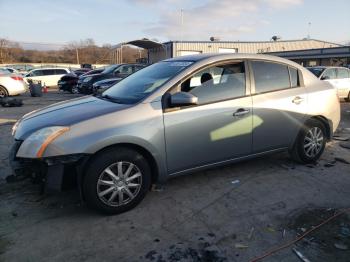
[{"xmin": 11, "ymin": 76, "xmax": 23, "ymax": 81}]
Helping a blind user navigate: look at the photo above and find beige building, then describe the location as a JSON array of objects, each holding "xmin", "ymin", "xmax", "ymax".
[{"xmin": 147, "ymin": 39, "xmax": 341, "ymax": 63}]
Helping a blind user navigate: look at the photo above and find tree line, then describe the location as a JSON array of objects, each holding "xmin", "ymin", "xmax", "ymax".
[{"xmin": 0, "ymin": 38, "xmax": 147, "ymax": 64}]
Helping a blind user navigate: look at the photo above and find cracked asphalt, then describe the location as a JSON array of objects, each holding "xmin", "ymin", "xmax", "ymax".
[{"xmin": 0, "ymin": 91, "xmax": 350, "ymax": 261}]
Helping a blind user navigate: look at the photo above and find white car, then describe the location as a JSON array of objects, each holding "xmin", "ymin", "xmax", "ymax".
[
  {"xmin": 307, "ymin": 66, "xmax": 350, "ymax": 101},
  {"xmin": 0, "ymin": 67, "xmax": 20, "ymax": 75},
  {"xmin": 0, "ymin": 72, "xmax": 27, "ymax": 97},
  {"xmin": 24, "ymin": 68, "xmax": 70, "ymax": 87}
]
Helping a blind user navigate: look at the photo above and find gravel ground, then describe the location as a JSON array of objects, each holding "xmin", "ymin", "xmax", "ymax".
[{"xmin": 0, "ymin": 91, "xmax": 349, "ymax": 262}]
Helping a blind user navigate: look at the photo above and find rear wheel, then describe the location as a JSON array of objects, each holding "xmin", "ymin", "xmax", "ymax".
[
  {"xmin": 290, "ymin": 119, "xmax": 326, "ymax": 164},
  {"xmin": 83, "ymin": 147, "xmax": 151, "ymax": 214},
  {"xmin": 0, "ymin": 86, "xmax": 8, "ymax": 98}
]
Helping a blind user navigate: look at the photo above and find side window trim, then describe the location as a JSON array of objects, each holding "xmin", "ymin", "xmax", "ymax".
[{"xmin": 248, "ymin": 59, "xmax": 303, "ymax": 96}]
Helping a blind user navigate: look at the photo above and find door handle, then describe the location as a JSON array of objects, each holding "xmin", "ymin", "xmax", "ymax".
[
  {"xmin": 292, "ymin": 96, "xmax": 304, "ymax": 104},
  {"xmin": 233, "ymin": 108, "xmax": 250, "ymax": 117}
]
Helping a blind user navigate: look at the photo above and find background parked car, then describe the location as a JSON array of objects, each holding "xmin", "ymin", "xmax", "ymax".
[
  {"xmin": 24, "ymin": 68, "xmax": 71, "ymax": 87},
  {"xmin": 307, "ymin": 66, "xmax": 350, "ymax": 101},
  {"xmin": 6, "ymin": 64, "xmax": 35, "ymax": 76},
  {"xmin": 0, "ymin": 72, "xmax": 27, "ymax": 98},
  {"xmin": 0, "ymin": 67, "xmax": 20, "ymax": 75},
  {"xmin": 92, "ymin": 77, "xmax": 122, "ymax": 94},
  {"xmin": 58, "ymin": 68, "xmax": 92, "ymax": 93},
  {"xmin": 60, "ymin": 68, "xmax": 105, "ymax": 94},
  {"xmin": 77, "ymin": 64, "xmax": 146, "ymax": 94}
]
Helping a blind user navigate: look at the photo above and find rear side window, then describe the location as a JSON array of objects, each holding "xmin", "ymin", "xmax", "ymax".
[
  {"xmin": 337, "ymin": 68, "xmax": 350, "ymax": 79},
  {"xmin": 43, "ymin": 69, "xmax": 55, "ymax": 75},
  {"xmin": 251, "ymin": 61, "xmax": 290, "ymax": 93},
  {"xmin": 289, "ymin": 67, "xmax": 300, "ymax": 87},
  {"xmin": 55, "ymin": 69, "xmax": 67, "ymax": 75}
]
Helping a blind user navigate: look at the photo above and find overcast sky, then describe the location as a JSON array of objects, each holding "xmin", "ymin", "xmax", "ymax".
[{"xmin": 0, "ymin": 0, "xmax": 349, "ymax": 49}]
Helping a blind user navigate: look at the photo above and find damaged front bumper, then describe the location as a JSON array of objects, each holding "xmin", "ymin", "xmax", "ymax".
[{"xmin": 9, "ymin": 140, "xmax": 89, "ymax": 191}]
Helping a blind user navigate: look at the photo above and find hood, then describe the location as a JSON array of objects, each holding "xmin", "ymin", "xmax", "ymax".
[{"xmin": 15, "ymin": 96, "xmax": 131, "ymax": 140}]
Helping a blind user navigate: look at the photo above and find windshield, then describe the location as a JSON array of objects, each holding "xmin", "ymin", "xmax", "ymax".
[
  {"xmin": 307, "ymin": 67, "xmax": 325, "ymax": 78},
  {"xmin": 102, "ymin": 65, "xmax": 120, "ymax": 74},
  {"xmin": 102, "ymin": 61, "xmax": 193, "ymax": 104}
]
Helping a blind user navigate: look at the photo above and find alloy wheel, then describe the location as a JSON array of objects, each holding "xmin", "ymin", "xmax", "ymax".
[
  {"xmin": 97, "ymin": 161, "xmax": 142, "ymax": 207},
  {"xmin": 303, "ymin": 127, "xmax": 324, "ymax": 158}
]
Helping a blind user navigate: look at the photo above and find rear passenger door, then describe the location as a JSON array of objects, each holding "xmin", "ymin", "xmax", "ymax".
[
  {"xmin": 250, "ymin": 60, "xmax": 307, "ymax": 153},
  {"xmin": 41, "ymin": 69, "xmax": 56, "ymax": 86}
]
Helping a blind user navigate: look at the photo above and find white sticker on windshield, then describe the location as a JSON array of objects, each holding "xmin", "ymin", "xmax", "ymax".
[{"xmin": 168, "ymin": 62, "xmax": 193, "ymax": 67}]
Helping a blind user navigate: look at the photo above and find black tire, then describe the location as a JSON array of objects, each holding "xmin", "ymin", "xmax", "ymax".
[
  {"xmin": 83, "ymin": 147, "xmax": 151, "ymax": 214},
  {"xmin": 0, "ymin": 86, "xmax": 8, "ymax": 98},
  {"xmin": 345, "ymin": 92, "xmax": 350, "ymax": 102},
  {"xmin": 71, "ymin": 86, "xmax": 79, "ymax": 94},
  {"xmin": 290, "ymin": 119, "xmax": 327, "ymax": 164}
]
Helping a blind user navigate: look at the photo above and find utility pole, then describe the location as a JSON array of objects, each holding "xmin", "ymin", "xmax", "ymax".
[
  {"xmin": 180, "ymin": 9, "xmax": 184, "ymax": 42},
  {"xmin": 307, "ymin": 22, "xmax": 311, "ymax": 39},
  {"xmin": 75, "ymin": 47, "xmax": 80, "ymax": 65}
]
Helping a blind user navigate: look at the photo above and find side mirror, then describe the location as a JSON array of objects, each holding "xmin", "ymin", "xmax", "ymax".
[
  {"xmin": 321, "ymin": 75, "xmax": 330, "ymax": 80},
  {"xmin": 114, "ymin": 70, "xmax": 120, "ymax": 75},
  {"xmin": 170, "ymin": 92, "xmax": 198, "ymax": 107}
]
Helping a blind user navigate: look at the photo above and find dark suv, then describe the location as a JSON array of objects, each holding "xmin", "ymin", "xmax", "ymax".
[{"xmin": 77, "ymin": 64, "xmax": 146, "ymax": 94}]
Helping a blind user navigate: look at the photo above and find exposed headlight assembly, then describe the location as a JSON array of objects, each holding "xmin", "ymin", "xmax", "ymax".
[{"xmin": 17, "ymin": 126, "xmax": 69, "ymax": 158}]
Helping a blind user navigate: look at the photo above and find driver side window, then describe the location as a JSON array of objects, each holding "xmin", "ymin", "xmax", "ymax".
[{"xmin": 180, "ymin": 62, "xmax": 246, "ymax": 105}]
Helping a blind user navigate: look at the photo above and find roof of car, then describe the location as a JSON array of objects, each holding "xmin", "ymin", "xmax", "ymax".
[
  {"xmin": 31, "ymin": 68, "xmax": 69, "ymax": 70},
  {"xmin": 163, "ymin": 53, "xmax": 307, "ymax": 70},
  {"xmin": 307, "ymin": 66, "xmax": 348, "ymax": 69}
]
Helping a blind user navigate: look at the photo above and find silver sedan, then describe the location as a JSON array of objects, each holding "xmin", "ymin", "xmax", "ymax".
[{"xmin": 10, "ymin": 54, "xmax": 340, "ymax": 214}]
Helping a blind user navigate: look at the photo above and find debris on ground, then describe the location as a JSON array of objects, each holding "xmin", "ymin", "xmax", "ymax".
[
  {"xmin": 247, "ymin": 227, "xmax": 255, "ymax": 240},
  {"xmin": 292, "ymin": 247, "xmax": 311, "ymax": 262},
  {"xmin": 339, "ymin": 142, "xmax": 350, "ymax": 149},
  {"xmin": 333, "ymin": 136, "xmax": 350, "ymax": 141},
  {"xmin": 234, "ymin": 243, "xmax": 248, "ymax": 249},
  {"xmin": 334, "ymin": 243, "xmax": 349, "ymax": 250},
  {"xmin": 143, "ymin": 241, "xmax": 227, "ymax": 262},
  {"xmin": 231, "ymin": 179, "xmax": 240, "ymax": 185},
  {"xmin": 335, "ymin": 157, "xmax": 350, "ymax": 164},
  {"xmin": 151, "ymin": 184, "xmax": 164, "ymax": 192},
  {"xmin": 324, "ymin": 160, "xmax": 336, "ymax": 167},
  {"xmin": 288, "ymin": 208, "xmax": 350, "ymax": 261},
  {"xmin": 0, "ymin": 98, "xmax": 23, "ymax": 107}
]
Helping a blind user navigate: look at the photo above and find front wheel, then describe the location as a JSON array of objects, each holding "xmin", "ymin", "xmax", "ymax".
[
  {"xmin": 71, "ymin": 86, "xmax": 79, "ymax": 94},
  {"xmin": 83, "ymin": 147, "xmax": 151, "ymax": 214},
  {"xmin": 290, "ymin": 119, "xmax": 326, "ymax": 164}
]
